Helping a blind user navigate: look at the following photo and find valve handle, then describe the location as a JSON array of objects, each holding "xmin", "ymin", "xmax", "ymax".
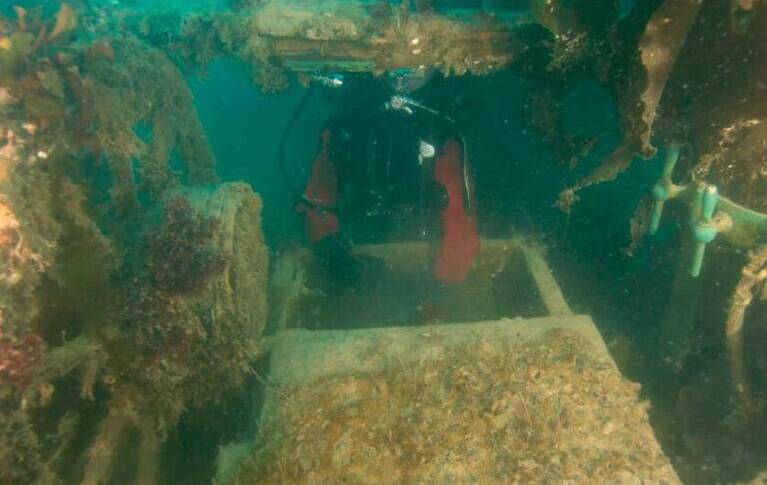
[
  {"xmin": 650, "ymin": 185, "xmax": 669, "ymax": 234},
  {"xmin": 661, "ymin": 144, "xmax": 680, "ymax": 180},
  {"xmin": 649, "ymin": 144, "xmax": 681, "ymax": 235},
  {"xmin": 691, "ymin": 242, "xmax": 707, "ymax": 278},
  {"xmin": 690, "ymin": 185, "xmax": 719, "ymax": 277},
  {"xmin": 700, "ymin": 184, "xmax": 718, "ymax": 222}
]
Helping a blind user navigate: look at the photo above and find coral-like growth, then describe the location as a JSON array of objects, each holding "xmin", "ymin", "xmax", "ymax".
[
  {"xmin": 148, "ymin": 197, "xmax": 224, "ymax": 295},
  {"xmin": 0, "ymin": 408, "xmax": 43, "ymax": 484},
  {"xmin": 74, "ymin": 184, "xmax": 267, "ymax": 484},
  {"xmin": 0, "ymin": 333, "xmax": 44, "ymax": 393}
]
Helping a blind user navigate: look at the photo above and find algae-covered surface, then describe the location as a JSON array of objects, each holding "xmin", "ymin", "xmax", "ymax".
[{"xmin": 234, "ymin": 327, "xmax": 678, "ymax": 484}]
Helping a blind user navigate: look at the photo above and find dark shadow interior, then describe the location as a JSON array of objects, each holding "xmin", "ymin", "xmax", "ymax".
[{"xmin": 296, "ymin": 247, "xmax": 548, "ymax": 330}]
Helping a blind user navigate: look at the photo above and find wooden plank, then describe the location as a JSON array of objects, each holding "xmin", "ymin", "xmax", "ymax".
[
  {"xmin": 271, "ymin": 35, "xmax": 514, "ymax": 73},
  {"xmin": 257, "ymin": 6, "xmax": 516, "ymax": 74}
]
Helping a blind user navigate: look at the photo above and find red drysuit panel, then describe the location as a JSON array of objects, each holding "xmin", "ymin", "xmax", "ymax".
[
  {"xmin": 299, "ymin": 129, "xmax": 340, "ymax": 243},
  {"xmin": 433, "ymin": 137, "xmax": 480, "ymax": 283}
]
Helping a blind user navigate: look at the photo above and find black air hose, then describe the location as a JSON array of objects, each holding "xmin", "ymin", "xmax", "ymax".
[{"xmin": 278, "ymin": 86, "xmax": 315, "ymax": 203}]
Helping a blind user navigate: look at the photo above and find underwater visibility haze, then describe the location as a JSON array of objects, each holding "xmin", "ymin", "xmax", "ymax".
[{"xmin": 2, "ymin": 0, "xmax": 767, "ymax": 483}]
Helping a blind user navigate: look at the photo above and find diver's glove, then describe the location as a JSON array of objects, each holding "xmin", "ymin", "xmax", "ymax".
[
  {"xmin": 315, "ymin": 236, "xmax": 359, "ymax": 287},
  {"xmin": 354, "ymin": 253, "xmax": 386, "ymax": 291},
  {"xmin": 314, "ymin": 236, "xmax": 384, "ymax": 291}
]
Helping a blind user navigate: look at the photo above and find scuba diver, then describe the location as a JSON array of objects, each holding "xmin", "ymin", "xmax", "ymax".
[{"xmin": 283, "ymin": 71, "xmax": 480, "ymax": 289}]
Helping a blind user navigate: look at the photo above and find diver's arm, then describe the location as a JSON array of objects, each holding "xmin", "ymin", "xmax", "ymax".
[
  {"xmin": 299, "ymin": 129, "xmax": 340, "ymax": 244},
  {"xmin": 299, "ymin": 128, "xmax": 381, "ymax": 289}
]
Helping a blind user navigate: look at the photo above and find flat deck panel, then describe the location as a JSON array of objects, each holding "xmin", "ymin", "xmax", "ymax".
[{"xmin": 268, "ymin": 314, "xmax": 610, "ymax": 388}]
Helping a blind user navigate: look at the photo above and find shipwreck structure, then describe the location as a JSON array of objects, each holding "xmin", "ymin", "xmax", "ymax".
[{"xmin": 1, "ymin": 0, "xmax": 767, "ymax": 483}]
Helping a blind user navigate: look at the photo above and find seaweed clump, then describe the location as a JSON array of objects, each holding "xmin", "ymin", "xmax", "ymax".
[
  {"xmin": 71, "ymin": 38, "xmax": 218, "ymax": 210},
  {"xmin": 0, "ymin": 335, "xmax": 46, "ymax": 483},
  {"xmin": 147, "ymin": 197, "xmax": 225, "ymax": 295},
  {"xmin": 65, "ymin": 182, "xmax": 268, "ymax": 485}
]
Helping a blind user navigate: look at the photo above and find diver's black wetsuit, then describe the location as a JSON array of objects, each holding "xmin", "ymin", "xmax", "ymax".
[{"xmin": 299, "ymin": 91, "xmax": 479, "ymax": 288}]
